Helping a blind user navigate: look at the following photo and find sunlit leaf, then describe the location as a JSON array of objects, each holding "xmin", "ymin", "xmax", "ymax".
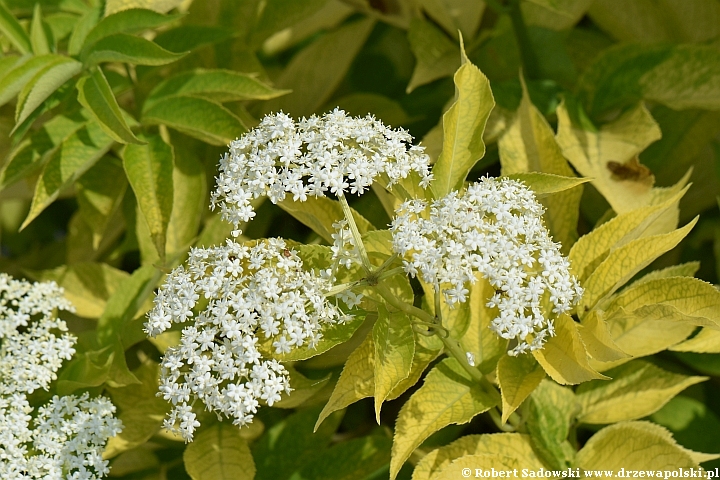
[
  {"xmin": 184, "ymin": 424, "xmax": 255, "ymax": 480},
  {"xmin": 497, "ymin": 354, "xmax": 545, "ymax": 424}
]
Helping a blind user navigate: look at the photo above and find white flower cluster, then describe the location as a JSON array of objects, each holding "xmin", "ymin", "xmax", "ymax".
[
  {"xmin": 145, "ymin": 238, "xmax": 352, "ymax": 441},
  {"xmin": 0, "ymin": 274, "xmax": 122, "ymax": 480},
  {"xmin": 211, "ymin": 109, "xmax": 432, "ymax": 235},
  {"xmin": 390, "ymin": 177, "xmax": 583, "ymax": 355}
]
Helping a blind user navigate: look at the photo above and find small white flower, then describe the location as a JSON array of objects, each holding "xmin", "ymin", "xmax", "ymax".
[
  {"xmin": 211, "ymin": 109, "xmax": 432, "ymax": 235},
  {"xmin": 146, "ymin": 238, "xmax": 353, "ymax": 441},
  {"xmin": 390, "ymin": 177, "xmax": 583, "ymax": 355}
]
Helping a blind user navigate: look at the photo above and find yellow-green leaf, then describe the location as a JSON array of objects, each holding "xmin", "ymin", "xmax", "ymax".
[
  {"xmin": 123, "ymin": 134, "xmax": 174, "ymax": 260},
  {"xmin": 579, "ymin": 218, "xmax": 698, "ymax": 313},
  {"xmin": 387, "ymin": 334, "xmax": 442, "ymax": 401},
  {"xmin": 183, "ymin": 424, "xmax": 255, "ymax": 480},
  {"xmin": 576, "ymin": 421, "xmax": 705, "ymax": 471},
  {"xmin": 272, "ymin": 366, "xmax": 331, "ymax": 409},
  {"xmin": 390, "ymin": 358, "xmax": 499, "ymax": 479},
  {"xmin": 76, "ymin": 156, "xmax": 127, "ymax": 249},
  {"xmin": 525, "ymin": 380, "xmax": 577, "ymax": 470},
  {"xmin": 670, "ymin": 328, "xmax": 720, "ymax": 353},
  {"xmin": 0, "ymin": 1, "xmax": 31, "ymax": 53},
  {"xmin": 412, "ymin": 433, "xmax": 544, "ymax": 480},
  {"xmin": 629, "ymin": 261, "xmax": 700, "ymax": 287},
  {"xmin": 83, "ymin": 7, "xmax": 183, "ymax": 51},
  {"xmin": 497, "ymin": 354, "xmax": 545, "ymax": 424},
  {"xmin": 293, "ymin": 435, "xmax": 391, "ymax": 480},
  {"xmin": 0, "ymin": 55, "xmax": 59, "ymax": 108},
  {"xmin": 419, "ymin": 0, "xmax": 484, "ymax": 39},
  {"xmin": 522, "ymin": 0, "xmax": 593, "ymax": 30},
  {"xmin": 435, "ymin": 455, "xmax": 521, "ymax": 480},
  {"xmin": 458, "ymin": 276, "xmax": 506, "ymax": 374},
  {"xmin": 579, "ymin": 361, "xmax": 707, "ymax": 424},
  {"xmin": 316, "ymin": 333, "xmax": 374, "ymax": 431},
  {"xmin": 506, "ymin": 172, "xmax": 590, "ymax": 197},
  {"xmin": 373, "ymin": 305, "xmax": 414, "ymax": 422},
  {"xmin": 532, "ymin": 314, "xmax": 607, "ymax": 385},
  {"xmin": 431, "ymin": 39, "xmax": 494, "ymax": 198},
  {"xmin": 278, "ymin": 196, "xmax": 375, "ymax": 244},
  {"xmin": 30, "ymin": 4, "xmax": 51, "ymax": 55},
  {"xmin": 83, "ymin": 33, "xmax": 186, "ymax": 66},
  {"xmin": 406, "ymin": 18, "xmax": 459, "ymax": 93},
  {"xmin": 499, "ymin": 82, "xmax": 584, "ymax": 250},
  {"xmin": 77, "ymin": 68, "xmax": 143, "ymax": 145},
  {"xmin": 577, "ymin": 310, "xmax": 628, "ymax": 362}
]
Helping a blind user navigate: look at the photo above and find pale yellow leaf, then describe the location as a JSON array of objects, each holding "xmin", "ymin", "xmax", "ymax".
[
  {"xmin": 670, "ymin": 328, "xmax": 720, "ymax": 353},
  {"xmin": 459, "ymin": 276, "xmax": 507, "ymax": 373},
  {"xmin": 497, "ymin": 354, "xmax": 545, "ymax": 423},
  {"xmin": 577, "ymin": 310, "xmax": 628, "ymax": 362},
  {"xmin": 435, "ymin": 455, "xmax": 522, "ymax": 480},
  {"xmin": 183, "ymin": 424, "xmax": 255, "ymax": 480}
]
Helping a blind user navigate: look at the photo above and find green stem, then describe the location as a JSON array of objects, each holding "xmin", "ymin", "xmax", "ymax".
[
  {"xmin": 507, "ymin": 0, "xmax": 541, "ymax": 80},
  {"xmin": 489, "ymin": 408, "xmax": 516, "ymax": 432},
  {"xmin": 374, "ymin": 283, "xmax": 435, "ymax": 325},
  {"xmin": 337, "ymin": 192, "xmax": 373, "ymax": 274}
]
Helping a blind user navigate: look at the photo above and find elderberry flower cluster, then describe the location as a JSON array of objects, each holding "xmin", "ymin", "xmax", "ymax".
[
  {"xmin": 211, "ymin": 109, "xmax": 432, "ymax": 235},
  {"xmin": 0, "ymin": 274, "xmax": 122, "ymax": 479},
  {"xmin": 145, "ymin": 239, "xmax": 353, "ymax": 441},
  {"xmin": 390, "ymin": 177, "xmax": 583, "ymax": 355}
]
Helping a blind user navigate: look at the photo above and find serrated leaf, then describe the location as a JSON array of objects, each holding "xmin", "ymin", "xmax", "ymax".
[
  {"xmin": 0, "ymin": 54, "xmax": 63, "ymax": 108},
  {"xmin": 497, "ymin": 354, "xmax": 545, "ymax": 424},
  {"xmin": 390, "ymin": 358, "xmax": 500, "ymax": 480},
  {"xmin": 651, "ymin": 395, "xmax": 720, "ymax": 464},
  {"xmin": 76, "ymin": 156, "xmax": 127, "ymax": 249},
  {"xmin": 435, "ymin": 455, "xmax": 522, "ymax": 479},
  {"xmin": 262, "ymin": 18, "xmax": 374, "ymax": 118},
  {"xmin": 83, "ymin": 8, "xmax": 182, "ymax": 51},
  {"xmin": 0, "ymin": 1, "xmax": 31, "ymax": 53},
  {"xmin": 522, "ymin": 0, "xmax": 593, "ymax": 30},
  {"xmin": 96, "ymin": 264, "xmax": 158, "ymax": 346},
  {"xmin": 142, "ymin": 95, "xmax": 245, "ymax": 146},
  {"xmin": 406, "ymin": 18, "xmax": 459, "ymax": 93},
  {"xmin": 31, "ymin": 262, "xmax": 130, "ymax": 318},
  {"xmin": 0, "ymin": 110, "xmax": 88, "ymax": 191},
  {"xmin": 569, "ymin": 187, "xmax": 688, "ymax": 283},
  {"xmin": 30, "ymin": 4, "xmax": 51, "ymax": 54},
  {"xmin": 576, "ymin": 360, "xmax": 706, "ymax": 424},
  {"xmin": 123, "ymin": 134, "xmax": 174, "ymax": 260},
  {"xmin": 630, "ymin": 261, "xmax": 700, "ymax": 287},
  {"xmin": 14, "ymin": 56, "xmax": 81, "ymax": 130},
  {"xmin": 291, "ymin": 435, "xmax": 391, "ymax": 480},
  {"xmin": 373, "ymin": 304, "xmax": 414, "ymax": 422},
  {"xmin": 576, "ymin": 421, "xmax": 707, "ymax": 471},
  {"xmin": 184, "ymin": 424, "xmax": 255, "ymax": 480},
  {"xmin": 412, "ymin": 433, "xmax": 544, "ymax": 480},
  {"xmin": 255, "ymin": 406, "xmax": 343, "ymax": 480},
  {"xmin": 388, "ymin": 334, "xmax": 442, "ymax": 401},
  {"xmin": 68, "ymin": 6, "xmax": 100, "ymax": 56},
  {"xmin": 577, "ymin": 310, "xmax": 629, "ymax": 362},
  {"xmin": 316, "ymin": 333, "xmax": 374, "ymax": 430},
  {"xmin": 532, "ymin": 314, "xmax": 607, "ymax": 385},
  {"xmin": 431, "ymin": 39, "xmax": 494, "ymax": 198},
  {"xmin": 525, "ymin": 380, "xmax": 577, "ymax": 470},
  {"xmin": 278, "ymin": 196, "xmax": 375, "ymax": 244},
  {"xmin": 499, "ymin": 82, "xmax": 583, "ymax": 250},
  {"xmin": 21, "ymin": 120, "xmax": 115, "ymax": 230},
  {"xmin": 77, "ymin": 68, "xmax": 142, "ymax": 144},
  {"xmin": 83, "ymin": 33, "xmax": 186, "ymax": 66},
  {"xmin": 671, "ymin": 328, "xmax": 720, "ymax": 353},
  {"xmin": 579, "ymin": 218, "xmax": 698, "ymax": 313},
  {"xmin": 145, "ymin": 69, "xmax": 289, "ymax": 110}
]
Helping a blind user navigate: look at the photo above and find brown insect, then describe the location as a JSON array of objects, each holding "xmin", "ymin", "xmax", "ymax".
[{"xmin": 606, "ymin": 157, "xmax": 653, "ymax": 183}]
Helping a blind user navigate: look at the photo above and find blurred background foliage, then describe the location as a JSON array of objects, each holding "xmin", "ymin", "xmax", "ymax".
[{"xmin": 1, "ymin": 0, "xmax": 720, "ymax": 478}]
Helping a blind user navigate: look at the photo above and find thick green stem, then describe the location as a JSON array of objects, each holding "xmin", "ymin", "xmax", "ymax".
[
  {"xmin": 507, "ymin": 0, "xmax": 541, "ymax": 79},
  {"xmin": 374, "ymin": 283, "xmax": 435, "ymax": 325},
  {"xmin": 337, "ymin": 192, "xmax": 373, "ymax": 274},
  {"xmin": 489, "ymin": 408, "xmax": 516, "ymax": 432}
]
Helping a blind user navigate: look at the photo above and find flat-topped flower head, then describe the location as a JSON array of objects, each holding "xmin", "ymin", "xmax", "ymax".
[
  {"xmin": 390, "ymin": 177, "xmax": 583, "ymax": 355},
  {"xmin": 211, "ymin": 109, "xmax": 432, "ymax": 235},
  {"xmin": 145, "ymin": 238, "xmax": 354, "ymax": 441},
  {"xmin": 0, "ymin": 274, "xmax": 75, "ymax": 395},
  {"xmin": 0, "ymin": 275, "xmax": 122, "ymax": 479}
]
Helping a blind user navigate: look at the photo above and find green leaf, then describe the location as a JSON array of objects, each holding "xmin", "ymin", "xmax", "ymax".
[
  {"xmin": 576, "ymin": 360, "xmax": 706, "ymax": 425},
  {"xmin": 0, "ymin": 110, "xmax": 88, "ymax": 191},
  {"xmin": 0, "ymin": 1, "xmax": 31, "ymax": 53},
  {"xmin": 525, "ymin": 380, "xmax": 577, "ymax": 470},
  {"xmin": 390, "ymin": 358, "xmax": 500, "ymax": 480},
  {"xmin": 21, "ymin": 120, "xmax": 115, "ymax": 230},
  {"xmin": 651, "ymin": 395, "xmax": 720, "ymax": 463},
  {"xmin": 262, "ymin": 18, "xmax": 375, "ymax": 118},
  {"xmin": 142, "ymin": 95, "xmax": 245, "ymax": 146},
  {"xmin": 272, "ymin": 366, "xmax": 331, "ymax": 409},
  {"xmin": 31, "ymin": 262, "xmax": 130, "ymax": 319},
  {"xmin": 254, "ymin": 406, "xmax": 343, "ymax": 480},
  {"xmin": 83, "ymin": 33, "xmax": 186, "ymax": 66},
  {"xmin": 123, "ymin": 134, "xmax": 174, "ymax": 260},
  {"xmin": 184, "ymin": 424, "xmax": 255, "ymax": 480},
  {"xmin": 497, "ymin": 354, "xmax": 545, "ymax": 424},
  {"xmin": 145, "ymin": 69, "xmax": 289, "ymax": 109},
  {"xmin": 0, "ymin": 54, "xmax": 64, "ymax": 108},
  {"xmin": 532, "ymin": 314, "xmax": 607, "ymax": 385},
  {"xmin": 249, "ymin": 0, "xmax": 328, "ymax": 47},
  {"xmin": 431, "ymin": 39, "xmax": 494, "ymax": 198},
  {"xmin": 290, "ymin": 435, "xmax": 391, "ymax": 480},
  {"xmin": 331, "ymin": 93, "xmax": 412, "ymax": 127},
  {"xmin": 521, "ymin": 0, "xmax": 593, "ymax": 30},
  {"xmin": 576, "ymin": 421, "xmax": 707, "ymax": 471},
  {"xmin": 153, "ymin": 24, "xmax": 233, "ymax": 53},
  {"xmin": 56, "ymin": 339, "xmax": 139, "ymax": 394},
  {"xmin": 82, "ymin": 8, "xmax": 183, "ymax": 51},
  {"xmin": 418, "ymin": 0, "xmax": 484, "ymax": 40},
  {"xmin": 30, "ymin": 4, "xmax": 51, "ymax": 54},
  {"xmin": 406, "ymin": 18, "xmax": 459, "ymax": 93},
  {"xmin": 96, "ymin": 264, "xmax": 159, "ymax": 346},
  {"xmin": 76, "ymin": 156, "xmax": 128, "ymax": 249},
  {"xmin": 579, "ymin": 218, "xmax": 698, "ymax": 313},
  {"xmin": 412, "ymin": 433, "xmax": 544, "ymax": 480},
  {"xmin": 278, "ymin": 196, "xmax": 375, "ymax": 244},
  {"xmin": 373, "ymin": 305, "xmax": 414, "ymax": 422},
  {"xmin": 14, "ymin": 56, "xmax": 81, "ymax": 130},
  {"xmin": 68, "ymin": 6, "xmax": 100, "ymax": 56},
  {"xmin": 77, "ymin": 68, "xmax": 143, "ymax": 144},
  {"xmin": 316, "ymin": 333, "xmax": 374, "ymax": 430},
  {"xmin": 506, "ymin": 172, "xmax": 590, "ymax": 197}
]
